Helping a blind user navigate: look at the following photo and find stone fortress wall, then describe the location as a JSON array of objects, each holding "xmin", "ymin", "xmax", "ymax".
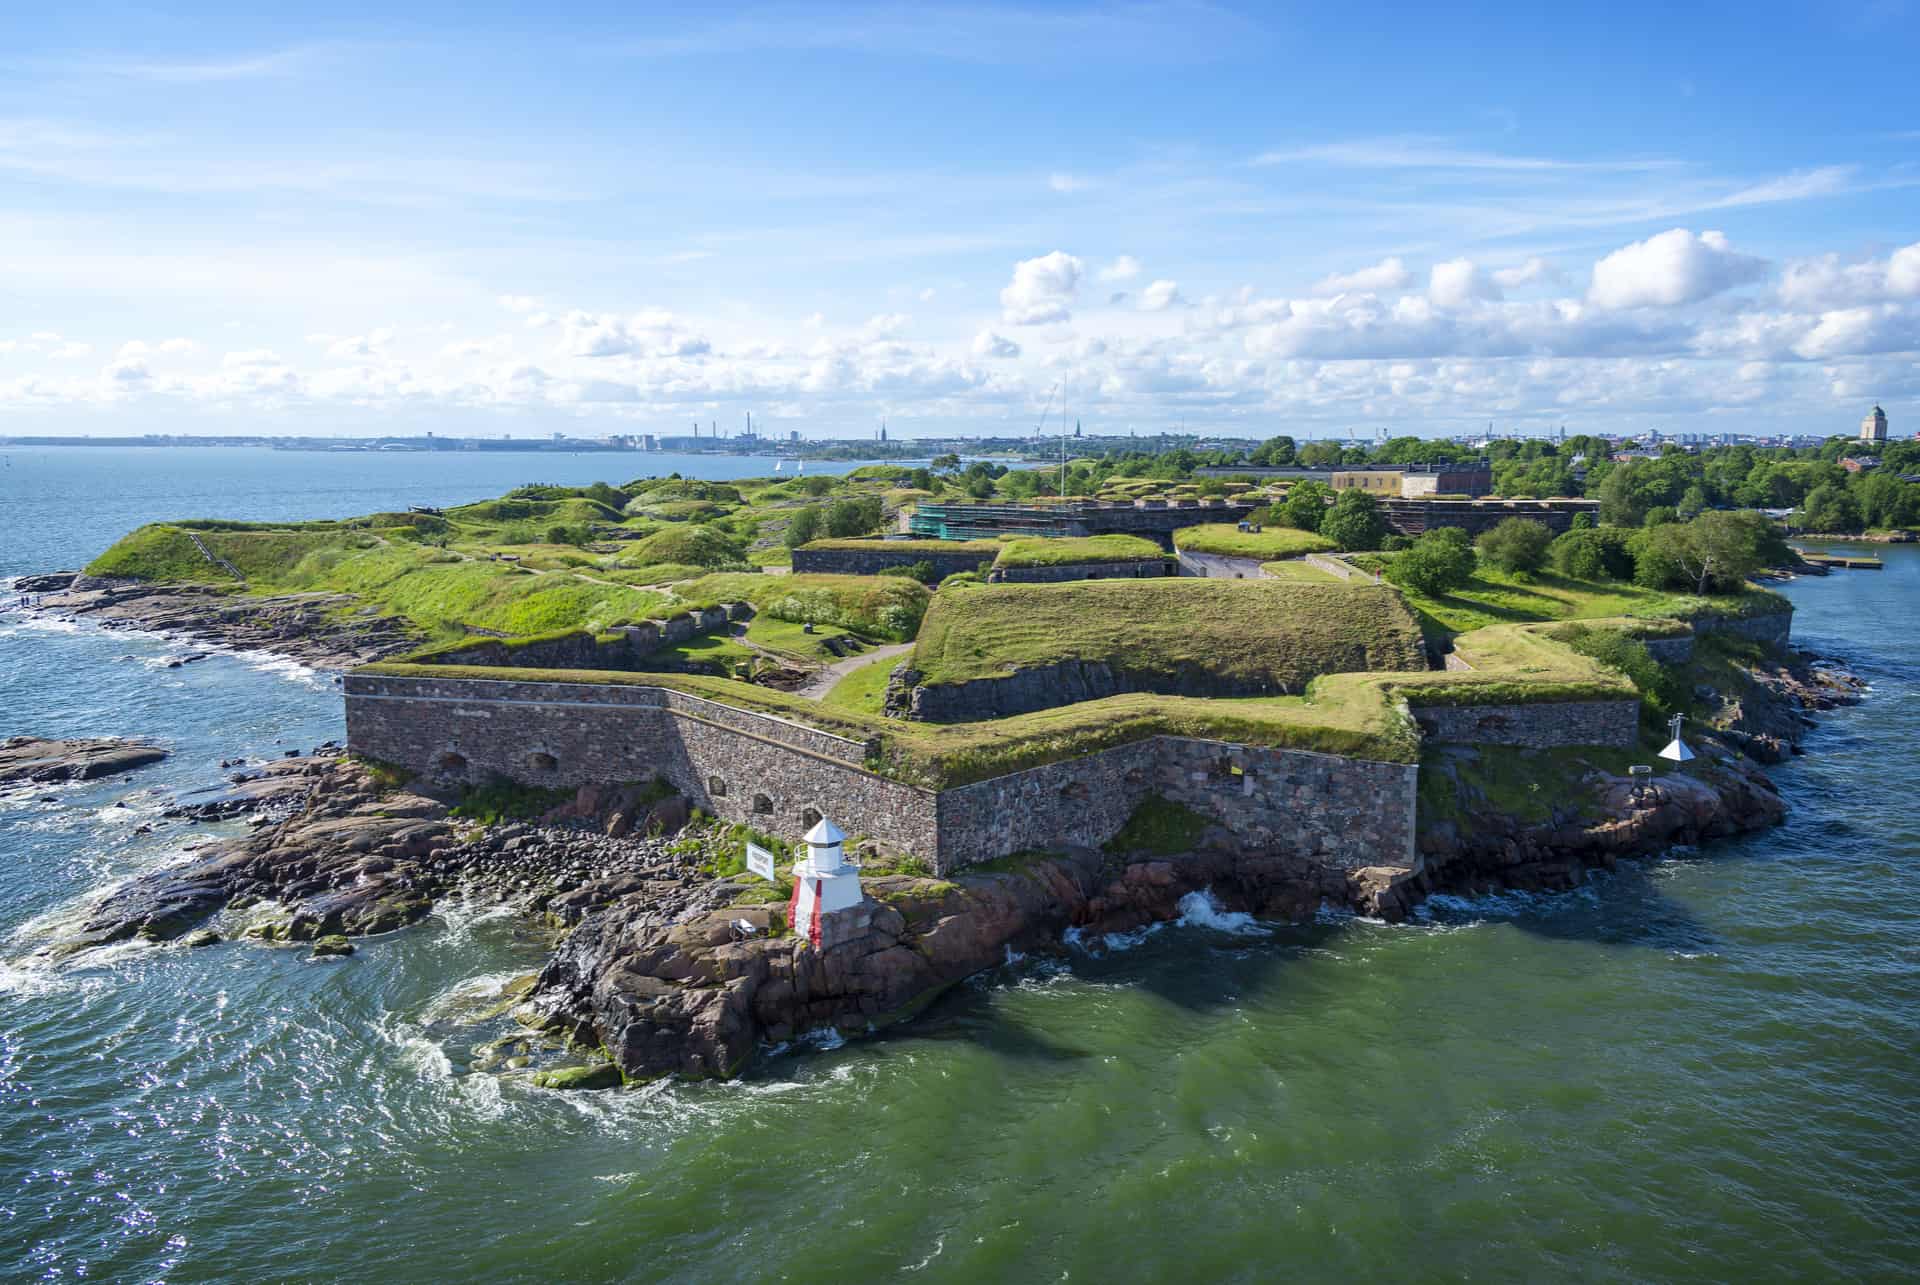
[
  {"xmin": 992, "ymin": 558, "xmax": 1175, "ymax": 584},
  {"xmin": 346, "ymin": 671, "xmax": 1421, "ymax": 875},
  {"xmin": 790, "ymin": 545, "xmax": 995, "ymax": 579}
]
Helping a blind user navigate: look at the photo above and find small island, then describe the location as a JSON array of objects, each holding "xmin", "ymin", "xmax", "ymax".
[{"xmin": 12, "ymin": 460, "xmax": 1863, "ymax": 1084}]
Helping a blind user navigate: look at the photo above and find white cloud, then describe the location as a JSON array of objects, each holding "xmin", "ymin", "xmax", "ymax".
[
  {"xmin": 498, "ymin": 294, "xmax": 543, "ymax": 314},
  {"xmin": 50, "ymin": 341, "xmax": 92, "ymax": 359},
  {"xmin": 971, "ymin": 329, "xmax": 1022, "ymax": 359},
  {"xmin": 1492, "ymin": 257, "xmax": 1557, "ymax": 289},
  {"xmin": 560, "ymin": 309, "xmax": 710, "ymax": 358},
  {"xmin": 1588, "ymin": 228, "xmax": 1767, "ymax": 310},
  {"xmin": 1048, "ymin": 172, "xmax": 1088, "ymax": 193},
  {"xmin": 918, "ymin": 287, "xmax": 937, "ymax": 302},
  {"xmin": 1428, "ymin": 258, "xmax": 1497, "ymax": 309},
  {"xmin": 1138, "ymin": 279, "xmax": 1182, "ymax": 311},
  {"xmin": 1098, "ymin": 255, "xmax": 1142, "ymax": 283},
  {"xmin": 326, "ymin": 328, "xmax": 394, "ymax": 358},
  {"xmin": 1000, "ymin": 250, "xmax": 1083, "ymax": 325},
  {"xmin": 1887, "ymin": 243, "xmax": 1920, "ymax": 297},
  {"xmin": 862, "ymin": 312, "xmax": 910, "ymax": 338},
  {"xmin": 1312, "ymin": 256, "xmax": 1411, "ymax": 295}
]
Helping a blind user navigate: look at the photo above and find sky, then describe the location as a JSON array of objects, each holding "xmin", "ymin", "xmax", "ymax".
[{"xmin": 1, "ymin": 1, "xmax": 1916, "ymax": 441}]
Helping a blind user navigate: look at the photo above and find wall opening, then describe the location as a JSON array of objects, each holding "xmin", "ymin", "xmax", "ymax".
[
  {"xmin": 802, "ymin": 806, "xmax": 823, "ymax": 831},
  {"xmin": 753, "ymin": 793, "xmax": 774, "ymax": 815},
  {"xmin": 709, "ymin": 776, "xmax": 727, "ymax": 797},
  {"xmin": 527, "ymin": 751, "xmax": 558, "ymax": 772},
  {"xmin": 434, "ymin": 751, "xmax": 468, "ymax": 773}
]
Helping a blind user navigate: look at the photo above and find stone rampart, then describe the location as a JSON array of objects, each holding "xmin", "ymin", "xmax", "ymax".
[
  {"xmin": 1305, "ymin": 553, "xmax": 1364, "ymax": 581},
  {"xmin": 1410, "ymin": 700, "xmax": 1639, "ymax": 748},
  {"xmin": 420, "ymin": 607, "xmax": 748, "ymax": 670},
  {"xmin": 934, "ymin": 737, "xmax": 1418, "ymax": 871},
  {"xmin": 791, "ymin": 545, "xmax": 994, "ymax": 579},
  {"xmin": 993, "ymin": 558, "xmax": 1174, "ymax": 583},
  {"xmin": 344, "ymin": 673, "xmax": 936, "ymax": 858},
  {"xmin": 1687, "ymin": 609, "xmax": 1792, "ymax": 650},
  {"xmin": 344, "ymin": 672, "xmax": 1418, "ymax": 874}
]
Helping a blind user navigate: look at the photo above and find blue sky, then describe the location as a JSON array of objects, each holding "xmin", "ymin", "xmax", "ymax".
[{"xmin": 1, "ymin": 1, "xmax": 1916, "ymax": 438}]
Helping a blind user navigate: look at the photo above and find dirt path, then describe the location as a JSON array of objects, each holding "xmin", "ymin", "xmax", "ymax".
[{"xmin": 794, "ymin": 642, "xmax": 913, "ymax": 701}]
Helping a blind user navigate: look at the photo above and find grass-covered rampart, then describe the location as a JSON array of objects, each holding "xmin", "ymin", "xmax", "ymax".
[
  {"xmin": 908, "ymin": 579, "xmax": 1426, "ymax": 690},
  {"xmin": 1173, "ymin": 523, "xmax": 1337, "ymax": 559},
  {"xmin": 992, "ymin": 534, "xmax": 1170, "ymax": 568}
]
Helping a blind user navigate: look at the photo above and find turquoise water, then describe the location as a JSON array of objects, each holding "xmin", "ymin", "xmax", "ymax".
[{"xmin": 3, "ymin": 449, "xmax": 1916, "ymax": 1281}]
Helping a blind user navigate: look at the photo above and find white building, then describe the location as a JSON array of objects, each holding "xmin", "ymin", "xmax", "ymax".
[{"xmin": 1861, "ymin": 405, "xmax": 1889, "ymax": 443}]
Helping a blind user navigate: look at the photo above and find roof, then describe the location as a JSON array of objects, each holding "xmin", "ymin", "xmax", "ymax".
[{"xmin": 803, "ymin": 817, "xmax": 846, "ymax": 846}]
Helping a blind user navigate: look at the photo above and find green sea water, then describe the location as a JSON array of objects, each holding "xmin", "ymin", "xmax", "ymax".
[{"xmin": 2, "ymin": 448, "xmax": 1915, "ymax": 1281}]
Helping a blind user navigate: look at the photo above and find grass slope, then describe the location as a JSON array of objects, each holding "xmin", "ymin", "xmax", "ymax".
[
  {"xmin": 1174, "ymin": 524, "xmax": 1337, "ymax": 559},
  {"xmin": 1385, "ymin": 566, "xmax": 1789, "ymax": 638},
  {"xmin": 992, "ymin": 534, "xmax": 1169, "ymax": 568},
  {"xmin": 910, "ymin": 579, "xmax": 1426, "ymax": 691}
]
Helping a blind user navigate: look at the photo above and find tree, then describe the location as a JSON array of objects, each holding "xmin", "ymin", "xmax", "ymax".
[
  {"xmin": 1677, "ymin": 484, "xmax": 1709, "ymax": 519},
  {"xmin": 825, "ymin": 496, "xmax": 884, "ymax": 537},
  {"xmin": 783, "ymin": 506, "xmax": 823, "ymax": 548},
  {"xmin": 801, "ymin": 475, "xmax": 833, "ymax": 497},
  {"xmin": 1249, "ymin": 435, "xmax": 1296, "ymax": 467},
  {"xmin": 1475, "ymin": 518, "xmax": 1554, "ymax": 574},
  {"xmin": 1570, "ymin": 512, "xmax": 1594, "ymax": 530},
  {"xmin": 1630, "ymin": 511, "xmax": 1775, "ymax": 594},
  {"xmin": 1298, "ymin": 440, "xmax": 1345, "ymax": 468},
  {"xmin": 1549, "ymin": 528, "xmax": 1636, "ymax": 581},
  {"xmin": 1800, "ymin": 483, "xmax": 1862, "ymax": 534},
  {"xmin": 1387, "ymin": 529, "xmax": 1476, "ymax": 596},
  {"xmin": 909, "ymin": 467, "xmax": 934, "ymax": 491},
  {"xmin": 1277, "ymin": 480, "xmax": 1330, "ymax": 532},
  {"xmin": 929, "ymin": 453, "xmax": 961, "ymax": 473},
  {"xmin": 1320, "ymin": 489, "xmax": 1387, "ymax": 552}
]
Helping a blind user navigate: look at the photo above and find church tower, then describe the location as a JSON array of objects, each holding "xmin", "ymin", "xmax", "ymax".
[{"xmin": 1860, "ymin": 405, "xmax": 1889, "ymax": 443}]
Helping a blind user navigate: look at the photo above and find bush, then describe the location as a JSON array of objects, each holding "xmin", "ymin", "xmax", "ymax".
[
  {"xmin": 1386, "ymin": 529, "xmax": 1476, "ymax": 596},
  {"xmin": 825, "ymin": 496, "xmax": 884, "ymax": 538},
  {"xmin": 1628, "ymin": 511, "xmax": 1780, "ymax": 594},
  {"xmin": 1552, "ymin": 624, "xmax": 1683, "ymax": 728},
  {"xmin": 783, "ymin": 506, "xmax": 823, "ymax": 548},
  {"xmin": 624, "ymin": 524, "xmax": 745, "ymax": 568},
  {"xmin": 1549, "ymin": 527, "xmax": 1636, "ymax": 581},
  {"xmin": 1319, "ymin": 489, "xmax": 1387, "ymax": 552},
  {"xmin": 1475, "ymin": 518, "xmax": 1554, "ymax": 574},
  {"xmin": 878, "ymin": 560, "xmax": 938, "ymax": 584}
]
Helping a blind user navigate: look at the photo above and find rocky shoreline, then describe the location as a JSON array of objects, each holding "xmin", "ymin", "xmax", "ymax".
[
  {"xmin": 9, "ymin": 566, "xmax": 1867, "ymax": 1086},
  {"xmin": 6, "ymin": 573, "xmax": 419, "ymax": 671}
]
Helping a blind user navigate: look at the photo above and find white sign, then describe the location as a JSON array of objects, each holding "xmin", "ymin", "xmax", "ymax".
[{"xmin": 745, "ymin": 842, "xmax": 779, "ymax": 882}]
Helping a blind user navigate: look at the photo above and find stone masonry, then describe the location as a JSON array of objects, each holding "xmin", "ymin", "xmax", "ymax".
[
  {"xmin": 1410, "ymin": 699, "xmax": 1640, "ymax": 749},
  {"xmin": 345, "ymin": 673, "xmax": 1419, "ymax": 874}
]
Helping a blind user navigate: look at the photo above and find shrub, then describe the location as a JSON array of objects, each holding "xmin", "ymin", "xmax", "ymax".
[
  {"xmin": 783, "ymin": 506, "xmax": 823, "ymax": 548},
  {"xmin": 1549, "ymin": 527, "xmax": 1636, "ymax": 581},
  {"xmin": 1475, "ymin": 518, "xmax": 1554, "ymax": 574},
  {"xmin": 1386, "ymin": 530, "xmax": 1476, "ymax": 596},
  {"xmin": 1552, "ymin": 624, "xmax": 1683, "ymax": 729},
  {"xmin": 825, "ymin": 496, "xmax": 885, "ymax": 538},
  {"xmin": 878, "ymin": 561, "xmax": 938, "ymax": 584}
]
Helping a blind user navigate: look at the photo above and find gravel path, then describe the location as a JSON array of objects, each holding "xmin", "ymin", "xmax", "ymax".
[{"xmin": 795, "ymin": 641, "xmax": 913, "ymax": 700}]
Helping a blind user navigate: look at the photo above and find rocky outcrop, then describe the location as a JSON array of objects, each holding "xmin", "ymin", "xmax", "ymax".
[
  {"xmin": 526, "ymin": 840, "xmax": 1381, "ymax": 1081},
  {"xmin": 3, "ymin": 577, "xmax": 418, "ymax": 670},
  {"xmin": 1711, "ymin": 650, "xmax": 1866, "ymax": 763},
  {"xmin": 0, "ymin": 736, "xmax": 168, "ymax": 785}
]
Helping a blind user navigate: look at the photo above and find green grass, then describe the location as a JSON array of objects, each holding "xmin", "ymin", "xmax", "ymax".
[
  {"xmin": 86, "ymin": 524, "xmax": 239, "ymax": 583},
  {"xmin": 820, "ymin": 654, "xmax": 898, "ymax": 715},
  {"xmin": 618, "ymin": 525, "xmax": 746, "ymax": 568},
  {"xmin": 909, "ymin": 579, "xmax": 1426, "ymax": 691},
  {"xmin": 743, "ymin": 614, "xmax": 868, "ymax": 663},
  {"xmin": 992, "ymin": 534, "xmax": 1169, "ymax": 568},
  {"xmin": 680, "ymin": 572, "xmax": 928, "ymax": 641},
  {"xmin": 1259, "ymin": 559, "xmax": 1343, "ymax": 582},
  {"xmin": 1103, "ymin": 796, "xmax": 1210, "ymax": 855},
  {"xmin": 1174, "ymin": 523, "xmax": 1338, "ymax": 559},
  {"xmin": 449, "ymin": 780, "xmax": 575, "ymax": 826},
  {"xmin": 1385, "ymin": 566, "xmax": 1790, "ymax": 639}
]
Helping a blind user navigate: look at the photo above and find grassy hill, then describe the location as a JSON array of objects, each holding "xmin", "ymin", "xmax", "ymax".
[
  {"xmin": 1174, "ymin": 523, "xmax": 1336, "ymax": 559},
  {"xmin": 992, "ymin": 534, "xmax": 1170, "ymax": 568},
  {"xmin": 909, "ymin": 579, "xmax": 1426, "ymax": 692}
]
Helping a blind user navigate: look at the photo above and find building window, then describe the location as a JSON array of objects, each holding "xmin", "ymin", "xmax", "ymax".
[{"xmin": 753, "ymin": 793, "xmax": 774, "ymax": 815}]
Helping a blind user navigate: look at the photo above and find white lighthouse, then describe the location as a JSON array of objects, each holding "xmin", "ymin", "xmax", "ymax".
[{"xmin": 787, "ymin": 817, "xmax": 866, "ymax": 947}]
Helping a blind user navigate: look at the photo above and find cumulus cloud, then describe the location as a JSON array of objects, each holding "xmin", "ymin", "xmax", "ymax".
[
  {"xmin": 1098, "ymin": 255, "xmax": 1142, "ymax": 283},
  {"xmin": 1048, "ymin": 172, "xmax": 1088, "ymax": 193},
  {"xmin": 862, "ymin": 313, "xmax": 910, "ymax": 339},
  {"xmin": 497, "ymin": 294, "xmax": 542, "ymax": 314},
  {"xmin": 971, "ymin": 329, "xmax": 1021, "ymax": 359},
  {"xmin": 1138, "ymin": 279, "xmax": 1182, "ymax": 311},
  {"xmin": 560, "ymin": 309, "xmax": 710, "ymax": 358},
  {"xmin": 1000, "ymin": 251, "xmax": 1083, "ymax": 325},
  {"xmin": 1312, "ymin": 256, "xmax": 1411, "ymax": 295},
  {"xmin": 1428, "ymin": 258, "xmax": 1498, "ymax": 309},
  {"xmin": 1492, "ymin": 257, "xmax": 1557, "ymax": 289},
  {"xmin": 1893, "ymin": 243, "xmax": 1920, "ymax": 297},
  {"xmin": 1588, "ymin": 228, "xmax": 1766, "ymax": 310}
]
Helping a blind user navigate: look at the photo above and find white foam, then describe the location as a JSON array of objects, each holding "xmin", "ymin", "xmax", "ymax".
[{"xmin": 1174, "ymin": 888, "xmax": 1271, "ymax": 937}]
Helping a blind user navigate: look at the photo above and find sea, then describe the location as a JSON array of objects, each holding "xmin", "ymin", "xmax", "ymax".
[{"xmin": 1, "ymin": 445, "xmax": 1916, "ymax": 1282}]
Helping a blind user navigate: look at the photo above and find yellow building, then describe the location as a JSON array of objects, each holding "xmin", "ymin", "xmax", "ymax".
[{"xmin": 1331, "ymin": 470, "xmax": 1405, "ymax": 495}]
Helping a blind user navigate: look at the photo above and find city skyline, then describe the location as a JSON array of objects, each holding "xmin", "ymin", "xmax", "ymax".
[{"xmin": 2, "ymin": 1, "xmax": 1917, "ymax": 439}]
